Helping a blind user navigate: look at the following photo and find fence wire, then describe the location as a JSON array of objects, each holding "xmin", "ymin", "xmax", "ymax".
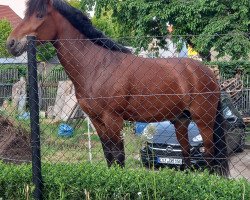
[{"xmin": 0, "ymin": 36, "xmax": 250, "ymax": 198}]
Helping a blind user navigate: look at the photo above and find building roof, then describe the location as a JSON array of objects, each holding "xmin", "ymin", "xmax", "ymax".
[{"xmin": 0, "ymin": 5, "xmax": 21, "ymax": 27}]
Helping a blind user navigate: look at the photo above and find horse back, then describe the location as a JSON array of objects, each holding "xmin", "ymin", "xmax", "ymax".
[
  {"xmin": 114, "ymin": 56, "xmax": 219, "ymax": 121},
  {"xmin": 127, "ymin": 56, "xmax": 219, "ymax": 96}
]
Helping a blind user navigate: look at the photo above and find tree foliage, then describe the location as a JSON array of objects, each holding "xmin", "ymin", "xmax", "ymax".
[
  {"xmin": 92, "ymin": 10, "xmax": 128, "ymax": 44},
  {"xmin": 37, "ymin": 43, "xmax": 57, "ymax": 62},
  {"xmin": 0, "ymin": 19, "xmax": 12, "ymax": 57},
  {"xmin": 68, "ymin": 0, "xmax": 95, "ymax": 13},
  {"xmin": 68, "ymin": 0, "xmax": 128, "ymax": 45},
  {"xmin": 94, "ymin": 0, "xmax": 250, "ymax": 60}
]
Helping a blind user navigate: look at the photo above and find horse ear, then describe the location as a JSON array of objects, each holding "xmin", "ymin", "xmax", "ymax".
[{"xmin": 46, "ymin": 0, "xmax": 53, "ymax": 11}]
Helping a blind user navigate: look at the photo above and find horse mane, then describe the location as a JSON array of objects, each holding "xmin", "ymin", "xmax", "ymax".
[
  {"xmin": 25, "ymin": 0, "xmax": 131, "ymax": 54},
  {"xmin": 25, "ymin": 0, "xmax": 47, "ymax": 18}
]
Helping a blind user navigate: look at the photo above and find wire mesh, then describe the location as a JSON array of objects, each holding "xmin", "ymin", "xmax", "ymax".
[{"xmin": 0, "ymin": 35, "xmax": 250, "ymax": 198}]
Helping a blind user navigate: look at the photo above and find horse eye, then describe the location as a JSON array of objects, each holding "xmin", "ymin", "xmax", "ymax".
[{"xmin": 36, "ymin": 13, "xmax": 43, "ymax": 19}]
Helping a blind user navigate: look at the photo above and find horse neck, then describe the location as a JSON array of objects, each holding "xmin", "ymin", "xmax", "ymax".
[{"xmin": 52, "ymin": 13, "xmax": 116, "ymax": 84}]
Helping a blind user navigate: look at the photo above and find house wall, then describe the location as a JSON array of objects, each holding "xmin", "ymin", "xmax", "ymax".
[{"xmin": 0, "ymin": 0, "xmax": 25, "ymax": 18}]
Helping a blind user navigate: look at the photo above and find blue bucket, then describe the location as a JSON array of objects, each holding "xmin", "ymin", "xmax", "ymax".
[{"xmin": 58, "ymin": 123, "xmax": 73, "ymax": 137}]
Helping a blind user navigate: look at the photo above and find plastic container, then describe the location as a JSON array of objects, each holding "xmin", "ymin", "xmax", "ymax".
[{"xmin": 58, "ymin": 123, "xmax": 73, "ymax": 137}]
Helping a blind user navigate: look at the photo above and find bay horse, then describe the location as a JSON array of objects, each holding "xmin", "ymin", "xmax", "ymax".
[{"xmin": 6, "ymin": 0, "xmax": 229, "ymax": 176}]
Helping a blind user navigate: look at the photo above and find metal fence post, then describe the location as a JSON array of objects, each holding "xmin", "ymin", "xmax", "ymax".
[{"xmin": 27, "ymin": 36, "xmax": 43, "ymax": 200}]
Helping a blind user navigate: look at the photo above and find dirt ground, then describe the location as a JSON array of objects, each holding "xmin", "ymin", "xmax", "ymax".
[{"xmin": 0, "ymin": 116, "xmax": 31, "ymax": 163}]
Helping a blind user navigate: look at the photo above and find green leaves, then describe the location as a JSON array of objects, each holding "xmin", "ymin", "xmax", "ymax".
[
  {"xmin": 37, "ymin": 43, "xmax": 57, "ymax": 62},
  {"xmin": 0, "ymin": 161, "xmax": 249, "ymax": 199},
  {"xmin": 68, "ymin": 0, "xmax": 95, "ymax": 12},
  {"xmin": 0, "ymin": 19, "xmax": 12, "ymax": 57},
  {"xmin": 94, "ymin": 0, "xmax": 250, "ymax": 61}
]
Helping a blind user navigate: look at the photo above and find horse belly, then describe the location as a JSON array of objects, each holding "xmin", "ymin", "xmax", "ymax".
[{"xmin": 123, "ymin": 95, "xmax": 186, "ymax": 122}]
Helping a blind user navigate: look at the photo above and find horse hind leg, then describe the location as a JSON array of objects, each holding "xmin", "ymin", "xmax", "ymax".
[
  {"xmin": 173, "ymin": 114, "xmax": 191, "ymax": 169},
  {"xmin": 194, "ymin": 119, "xmax": 214, "ymax": 167},
  {"xmin": 191, "ymin": 101, "xmax": 229, "ymax": 176}
]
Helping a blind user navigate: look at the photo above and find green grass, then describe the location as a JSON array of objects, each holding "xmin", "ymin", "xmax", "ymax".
[
  {"xmin": 22, "ymin": 115, "xmax": 143, "ymax": 167},
  {"xmin": 0, "ymin": 107, "xmax": 144, "ymax": 167},
  {"xmin": 2, "ymin": 104, "xmax": 250, "ymax": 169},
  {"xmin": 40, "ymin": 119, "xmax": 144, "ymax": 167}
]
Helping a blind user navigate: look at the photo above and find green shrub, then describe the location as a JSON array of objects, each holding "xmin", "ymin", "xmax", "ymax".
[
  {"xmin": 0, "ymin": 64, "xmax": 27, "ymax": 83},
  {"xmin": 0, "ymin": 161, "xmax": 249, "ymax": 200},
  {"xmin": 0, "ymin": 19, "xmax": 12, "ymax": 57},
  {"xmin": 0, "ymin": 162, "xmax": 33, "ymax": 198},
  {"xmin": 206, "ymin": 60, "xmax": 250, "ymax": 76}
]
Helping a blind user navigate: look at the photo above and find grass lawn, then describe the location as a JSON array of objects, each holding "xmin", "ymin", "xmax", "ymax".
[
  {"xmin": 39, "ymin": 118, "xmax": 145, "ymax": 168},
  {"xmin": 2, "ymin": 104, "xmax": 249, "ymax": 169},
  {"xmin": 0, "ymin": 106, "xmax": 145, "ymax": 168}
]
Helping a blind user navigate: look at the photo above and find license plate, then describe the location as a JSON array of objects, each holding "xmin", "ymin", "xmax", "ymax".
[{"xmin": 157, "ymin": 157, "xmax": 183, "ymax": 165}]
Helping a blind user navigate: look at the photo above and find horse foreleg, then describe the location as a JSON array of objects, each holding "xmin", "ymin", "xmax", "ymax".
[
  {"xmin": 103, "ymin": 135, "xmax": 125, "ymax": 167},
  {"xmin": 90, "ymin": 118, "xmax": 113, "ymax": 166},
  {"xmin": 174, "ymin": 118, "xmax": 191, "ymax": 168},
  {"xmin": 91, "ymin": 115, "xmax": 124, "ymax": 167}
]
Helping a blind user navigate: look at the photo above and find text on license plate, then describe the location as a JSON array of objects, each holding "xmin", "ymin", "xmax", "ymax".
[{"xmin": 157, "ymin": 157, "xmax": 183, "ymax": 165}]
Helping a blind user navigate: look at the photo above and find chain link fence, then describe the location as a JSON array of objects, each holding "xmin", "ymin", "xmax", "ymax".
[{"xmin": 0, "ymin": 35, "xmax": 250, "ymax": 198}]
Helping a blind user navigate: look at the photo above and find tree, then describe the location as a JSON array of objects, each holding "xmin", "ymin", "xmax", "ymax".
[
  {"xmin": 92, "ymin": 10, "xmax": 127, "ymax": 44},
  {"xmin": 68, "ymin": 0, "xmax": 127, "ymax": 44},
  {"xmin": 0, "ymin": 19, "xmax": 12, "ymax": 57},
  {"xmin": 95, "ymin": 0, "xmax": 250, "ymax": 60},
  {"xmin": 68, "ymin": 0, "xmax": 95, "ymax": 13}
]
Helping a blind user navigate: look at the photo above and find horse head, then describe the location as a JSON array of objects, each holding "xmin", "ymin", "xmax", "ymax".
[{"xmin": 6, "ymin": 0, "xmax": 56, "ymax": 56}]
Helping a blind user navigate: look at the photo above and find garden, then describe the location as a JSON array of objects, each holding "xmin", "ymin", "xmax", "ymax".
[
  {"xmin": 0, "ymin": 93, "xmax": 249, "ymax": 199},
  {"xmin": 0, "ymin": 56, "xmax": 249, "ymax": 199},
  {"xmin": 0, "ymin": 0, "xmax": 250, "ymax": 197}
]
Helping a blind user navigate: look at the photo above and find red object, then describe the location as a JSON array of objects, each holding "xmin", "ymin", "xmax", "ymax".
[{"xmin": 0, "ymin": 5, "xmax": 21, "ymax": 27}]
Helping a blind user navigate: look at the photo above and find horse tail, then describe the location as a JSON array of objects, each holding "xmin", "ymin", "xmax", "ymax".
[{"xmin": 213, "ymin": 99, "xmax": 230, "ymax": 176}]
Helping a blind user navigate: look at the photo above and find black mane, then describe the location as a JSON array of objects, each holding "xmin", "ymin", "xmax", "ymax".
[
  {"xmin": 25, "ymin": 0, "xmax": 131, "ymax": 53},
  {"xmin": 25, "ymin": 0, "xmax": 47, "ymax": 18}
]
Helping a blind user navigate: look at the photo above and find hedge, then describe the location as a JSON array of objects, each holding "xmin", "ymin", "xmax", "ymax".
[{"xmin": 0, "ymin": 161, "xmax": 249, "ymax": 200}]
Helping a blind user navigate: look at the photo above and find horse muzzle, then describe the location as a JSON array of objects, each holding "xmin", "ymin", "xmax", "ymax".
[{"xmin": 6, "ymin": 37, "xmax": 27, "ymax": 57}]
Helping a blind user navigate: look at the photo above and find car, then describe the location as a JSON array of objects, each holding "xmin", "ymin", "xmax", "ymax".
[{"xmin": 138, "ymin": 93, "xmax": 246, "ymax": 169}]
